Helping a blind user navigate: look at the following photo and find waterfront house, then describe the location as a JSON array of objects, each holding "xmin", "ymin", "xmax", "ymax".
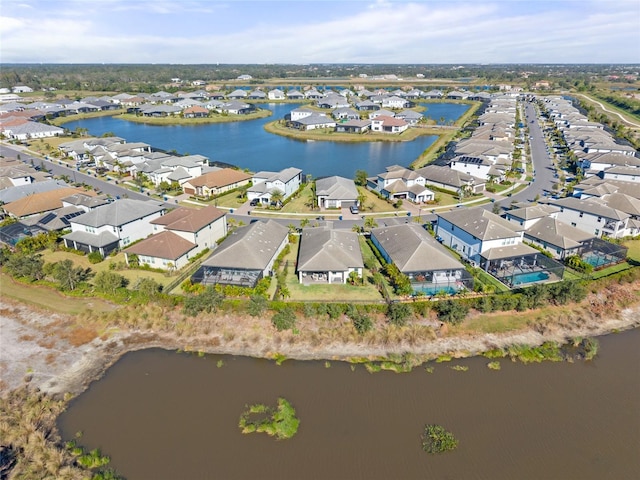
[
  {"xmin": 436, "ymin": 208, "xmax": 564, "ymax": 287},
  {"xmin": 332, "ymin": 108, "xmax": 360, "ymax": 121},
  {"xmin": 370, "ymin": 224, "xmax": 473, "ymax": 295},
  {"xmin": 194, "ymin": 220, "xmax": 288, "ymax": 288},
  {"xmin": 315, "ymin": 176, "xmax": 359, "ymax": 209},
  {"xmin": 227, "ymin": 89, "xmax": 248, "ymax": 99},
  {"xmin": 62, "ymin": 199, "xmax": 166, "ymax": 256},
  {"xmin": 335, "ymin": 119, "xmax": 371, "ymax": 134},
  {"xmin": 124, "ymin": 205, "xmax": 227, "ymax": 270},
  {"xmin": 548, "ymin": 196, "xmax": 632, "ymax": 239},
  {"xmin": 247, "ymin": 89, "xmax": 266, "ymax": 100},
  {"xmin": 297, "ymin": 227, "xmax": 363, "ymax": 284},
  {"xmin": 268, "ymin": 89, "xmax": 285, "ymax": 100},
  {"xmin": 289, "ymin": 113, "xmax": 336, "ymax": 131},
  {"xmin": 370, "ymin": 116, "xmax": 408, "ymax": 134},
  {"xmin": 395, "ymin": 110, "xmax": 423, "ymax": 125}
]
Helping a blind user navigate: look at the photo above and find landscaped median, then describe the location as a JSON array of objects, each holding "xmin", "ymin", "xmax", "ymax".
[{"xmin": 116, "ymin": 109, "xmax": 272, "ymax": 125}]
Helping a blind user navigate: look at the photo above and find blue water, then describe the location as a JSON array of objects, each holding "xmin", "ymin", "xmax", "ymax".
[
  {"xmin": 417, "ymin": 102, "xmax": 470, "ymax": 124},
  {"xmin": 62, "ymin": 102, "xmax": 468, "ymax": 178},
  {"xmin": 512, "ymin": 271, "xmax": 550, "ymax": 285},
  {"xmin": 415, "ymin": 285, "xmax": 458, "ymax": 296}
]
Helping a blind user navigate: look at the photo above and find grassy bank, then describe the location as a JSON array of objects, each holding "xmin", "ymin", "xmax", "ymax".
[
  {"xmin": 50, "ymin": 109, "xmax": 125, "ymax": 126},
  {"xmin": 117, "ymin": 109, "xmax": 272, "ymax": 125}
]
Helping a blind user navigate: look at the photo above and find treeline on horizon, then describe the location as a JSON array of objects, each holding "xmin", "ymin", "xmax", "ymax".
[{"xmin": 1, "ymin": 63, "xmax": 638, "ymax": 93}]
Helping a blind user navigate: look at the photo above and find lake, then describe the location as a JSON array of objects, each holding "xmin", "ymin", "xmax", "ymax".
[
  {"xmin": 58, "ymin": 328, "xmax": 640, "ymax": 480},
  {"xmin": 62, "ymin": 102, "xmax": 469, "ymax": 178}
]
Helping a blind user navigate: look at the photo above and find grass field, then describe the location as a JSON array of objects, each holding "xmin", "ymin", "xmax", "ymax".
[
  {"xmin": 0, "ymin": 273, "xmax": 116, "ymax": 314},
  {"xmin": 117, "ymin": 109, "xmax": 272, "ymax": 125}
]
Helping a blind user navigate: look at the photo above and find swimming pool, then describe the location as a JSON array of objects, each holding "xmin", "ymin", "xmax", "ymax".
[
  {"xmin": 512, "ymin": 271, "xmax": 550, "ymax": 286},
  {"xmin": 415, "ymin": 285, "xmax": 459, "ymax": 296}
]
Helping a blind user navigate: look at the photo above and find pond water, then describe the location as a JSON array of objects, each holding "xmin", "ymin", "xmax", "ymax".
[
  {"xmin": 58, "ymin": 328, "xmax": 640, "ymax": 480},
  {"xmin": 61, "ymin": 102, "xmax": 469, "ymax": 178}
]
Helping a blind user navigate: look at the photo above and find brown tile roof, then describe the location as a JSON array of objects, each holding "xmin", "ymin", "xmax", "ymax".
[
  {"xmin": 183, "ymin": 106, "xmax": 209, "ymax": 114},
  {"xmin": 151, "ymin": 205, "xmax": 226, "ymax": 232},
  {"xmin": 374, "ymin": 115, "xmax": 408, "ymax": 127},
  {"xmin": 125, "ymin": 230, "xmax": 196, "ymax": 260},
  {"xmin": 3, "ymin": 187, "xmax": 93, "ymax": 218},
  {"xmin": 187, "ymin": 168, "xmax": 251, "ymax": 188}
]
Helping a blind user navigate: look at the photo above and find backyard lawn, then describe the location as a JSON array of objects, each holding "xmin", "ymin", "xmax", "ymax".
[
  {"xmin": 40, "ymin": 250, "xmax": 175, "ymax": 288},
  {"xmin": 278, "ymin": 238, "xmax": 385, "ymax": 302}
]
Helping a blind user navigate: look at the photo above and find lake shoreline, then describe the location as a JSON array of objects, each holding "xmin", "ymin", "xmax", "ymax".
[{"xmin": 2, "ymin": 297, "xmax": 638, "ymax": 399}]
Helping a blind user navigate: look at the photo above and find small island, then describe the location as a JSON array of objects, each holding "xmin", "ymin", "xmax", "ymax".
[
  {"xmin": 238, "ymin": 398, "xmax": 300, "ymax": 440},
  {"xmin": 421, "ymin": 424, "xmax": 459, "ymax": 454}
]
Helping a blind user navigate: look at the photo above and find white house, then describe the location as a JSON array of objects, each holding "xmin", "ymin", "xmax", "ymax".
[
  {"xmin": 372, "ymin": 165, "xmax": 434, "ymax": 204},
  {"xmin": 247, "ymin": 167, "xmax": 303, "ymax": 204},
  {"xmin": 549, "ymin": 197, "xmax": 632, "ymax": 238},
  {"xmin": 370, "ymin": 116, "xmax": 408, "ymax": 133},
  {"xmin": 62, "ymin": 199, "xmax": 166, "ymax": 256},
  {"xmin": 297, "ymin": 228, "xmax": 363, "ymax": 284},
  {"xmin": 315, "ymin": 176, "xmax": 359, "ymax": 209}
]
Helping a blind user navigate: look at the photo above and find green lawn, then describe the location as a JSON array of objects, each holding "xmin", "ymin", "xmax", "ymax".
[
  {"xmin": 280, "ymin": 239, "xmax": 384, "ymax": 302},
  {"xmin": 623, "ymin": 238, "xmax": 640, "ymax": 263},
  {"xmin": 39, "ymin": 250, "xmax": 175, "ymax": 287}
]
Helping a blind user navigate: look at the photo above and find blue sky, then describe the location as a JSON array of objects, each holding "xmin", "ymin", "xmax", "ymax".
[{"xmin": 1, "ymin": 0, "xmax": 639, "ymax": 64}]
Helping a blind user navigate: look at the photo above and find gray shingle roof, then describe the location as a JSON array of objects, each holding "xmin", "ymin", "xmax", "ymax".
[
  {"xmin": 297, "ymin": 228, "xmax": 363, "ymax": 272},
  {"xmin": 438, "ymin": 209, "xmax": 521, "ymax": 240},
  {"xmin": 201, "ymin": 220, "xmax": 288, "ymax": 270},
  {"xmin": 371, "ymin": 224, "xmax": 464, "ymax": 272},
  {"xmin": 71, "ymin": 199, "xmax": 165, "ymax": 228},
  {"xmin": 315, "ymin": 176, "xmax": 358, "ymax": 201}
]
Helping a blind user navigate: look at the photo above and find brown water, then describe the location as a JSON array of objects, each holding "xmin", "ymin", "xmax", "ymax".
[{"xmin": 59, "ymin": 329, "xmax": 640, "ymax": 480}]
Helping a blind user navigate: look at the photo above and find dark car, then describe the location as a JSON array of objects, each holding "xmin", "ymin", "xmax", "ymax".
[{"xmin": 249, "ymin": 199, "xmax": 260, "ymax": 207}]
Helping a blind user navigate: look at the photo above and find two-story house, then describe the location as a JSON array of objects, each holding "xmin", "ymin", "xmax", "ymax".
[{"xmin": 247, "ymin": 167, "xmax": 303, "ymax": 204}]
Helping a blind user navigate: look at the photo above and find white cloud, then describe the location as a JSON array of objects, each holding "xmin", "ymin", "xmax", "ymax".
[{"xmin": 0, "ymin": 0, "xmax": 638, "ymax": 63}]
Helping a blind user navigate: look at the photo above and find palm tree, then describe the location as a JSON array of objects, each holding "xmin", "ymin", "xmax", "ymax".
[{"xmin": 269, "ymin": 189, "xmax": 284, "ymax": 208}]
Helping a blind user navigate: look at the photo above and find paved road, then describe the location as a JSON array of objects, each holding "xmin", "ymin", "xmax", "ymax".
[
  {"xmin": 0, "ymin": 144, "xmax": 172, "ymax": 206},
  {"xmin": 490, "ymin": 101, "xmax": 557, "ymax": 209}
]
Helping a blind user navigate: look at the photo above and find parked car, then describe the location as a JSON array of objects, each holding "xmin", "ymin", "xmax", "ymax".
[
  {"xmin": 249, "ymin": 198, "xmax": 260, "ymax": 206},
  {"xmin": 350, "ymin": 205, "xmax": 359, "ymax": 214}
]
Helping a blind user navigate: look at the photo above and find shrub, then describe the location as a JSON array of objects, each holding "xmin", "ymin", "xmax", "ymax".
[
  {"xmin": 434, "ymin": 300, "xmax": 468, "ymax": 325},
  {"xmin": 247, "ymin": 295, "xmax": 268, "ymax": 317},
  {"xmin": 272, "ymin": 307, "xmax": 297, "ymax": 331},
  {"xmin": 387, "ymin": 302, "xmax": 412, "ymax": 327},
  {"xmin": 183, "ymin": 286, "xmax": 224, "ymax": 316},
  {"xmin": 87, "ymin": 251, "xmax": 104, "ymax": 264}
]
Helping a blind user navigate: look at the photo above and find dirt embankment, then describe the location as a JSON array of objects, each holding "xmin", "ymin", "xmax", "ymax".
[{"xmin": 2, "ymin": 290, "xmax": 639, "ymax": 398}]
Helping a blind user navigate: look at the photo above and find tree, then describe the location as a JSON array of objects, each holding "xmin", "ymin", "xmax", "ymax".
[
  {"xmin": 50, "ymin": 259, "xmax": 93, "ymax": 291},
  {"xmin": 354, "ymin": 169, "xmax": 368, "ymax": 186},
  {"xmin": 183, "ymin": 286, "xmax": 224, "ymax": 316},
  {"xmin": 269, "ymin": 189, "xmax": 284, "ymax": 207},
  {"xmin": 300, "ymin": 218, "xmax": 310, "ymax": 229},
  {"xmin": 363, "ymin": 216, "xmax": 378, "ymax": 231},
  {"xmin": 133, "ymin": 277, "xmax": 163, "ymax": 298},
  {"xmin": 4, "ymin": 254, "xmax": 45, "ymax": 282},
  {"xmin": 93, "ymin": 271, "xmax": 128, "ymax": 295},
  {"xmin": 491, "ymin": 202, "xmax": 501, "ymax": 215},
  {"xmin": 247, "ymin": 295, "xmax": 268, "ymax": 317}
]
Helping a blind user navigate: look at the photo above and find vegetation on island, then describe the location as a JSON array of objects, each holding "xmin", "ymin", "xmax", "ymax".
[
  {"xmin": 421, "ymin": 424, "xmax": 459, "ymax": 454},
  {"xmin": 238, "ymin": 398, "xmax": 300, "ymax": 440}
]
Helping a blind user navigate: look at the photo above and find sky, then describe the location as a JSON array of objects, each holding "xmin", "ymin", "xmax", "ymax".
[{"xmin": 1, "ymin": 0, "xmax": 639, "ymax": 64}]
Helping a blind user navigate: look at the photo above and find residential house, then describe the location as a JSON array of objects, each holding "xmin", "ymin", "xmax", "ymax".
[
  {"xmin": 124, "ymin": 205, "xmax": 227, "ymax": 270},
  {"xmin": 335, "ymin": 119, "xmax": 371, "ymax": 134},
  {"xmin": 183, "ymin": 106, "xmax": 209, "ymax": 118},
  {"xmin": 523, "ymin": 216, "xmax": 596, "ymax": 260},
  {"xmin": 247, "ymin": 167, "xmax": 303, "ymax": 204},
  {"xmin": 2, "ymin": 187, "xmax": 90, "ymax": 219},
  {"xmin": 370, "ymin": 116, "xmax": 408, "ymax": 134},
  {"xmin": 227, "ymin": 89, "xmax": 248, "ymax": 100},
  {"xmin": 436, "ymin": 208, "xmax": 564, "ymax": 287},
  {"xmin": 194, "ymin": 220, "xmax": 288, "ymax": 288},
  {"xmin": 268, "ymin": 89, "xmax": 285, "ymax": 100},
  {"xmin": 370, "ymin": 224, "xmax": 472, "ymax": 295},
  {"xmin": 395, "ymin": 110, "xmax": 423, "ymax": 125},
  {"xmin": 602, "ymin": 166, "xmax": 640, "ymax": 184},
  {"xmin": 182, "ymin": 168, "xmax": 251, "ymax": 198},
  {"xmin": 289, "ymin": 113, "xmax": 336, "ymax": 131},
  {"xmin": 503, "ymin": 204, "xmax": 561, "ymax": 230},
  {"xmin": 548, "ymin": 197, "xmax": 633, "ymax": 238},
  {"xmin": 332, "ymin": 108, "xmax": 360, "ymax": 121},
  {"xmin": 297, "ymin": 227, "xmax": 363, "ymax": 284},
  {"xmin": 1, "ymin": 121, "xmax": 64, "ymax": 140},
  {"xmin": 416, "ymin": 165, "xmax": 485, "ymax": 194},
  {"xmin": 371, "ymin": 165, "xmax": 434, "ymax": 204},
  {"xmin": 286, "ymin": 90, "xmax": 305, "ymax": 100},
  {"xmin": 247, "ymin": 89, "xmax": 266, "ymax": 100},
  {"xmin": 381, "ymin": 95, "xmax": 409, "ymax": 109},
  {"xmin": 315, "ymin": 176, "xmax": 359, "ymax": 209},
  {"xmin": 62, "ymin": 199, "xmax": 166, "ymax": 256}
]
